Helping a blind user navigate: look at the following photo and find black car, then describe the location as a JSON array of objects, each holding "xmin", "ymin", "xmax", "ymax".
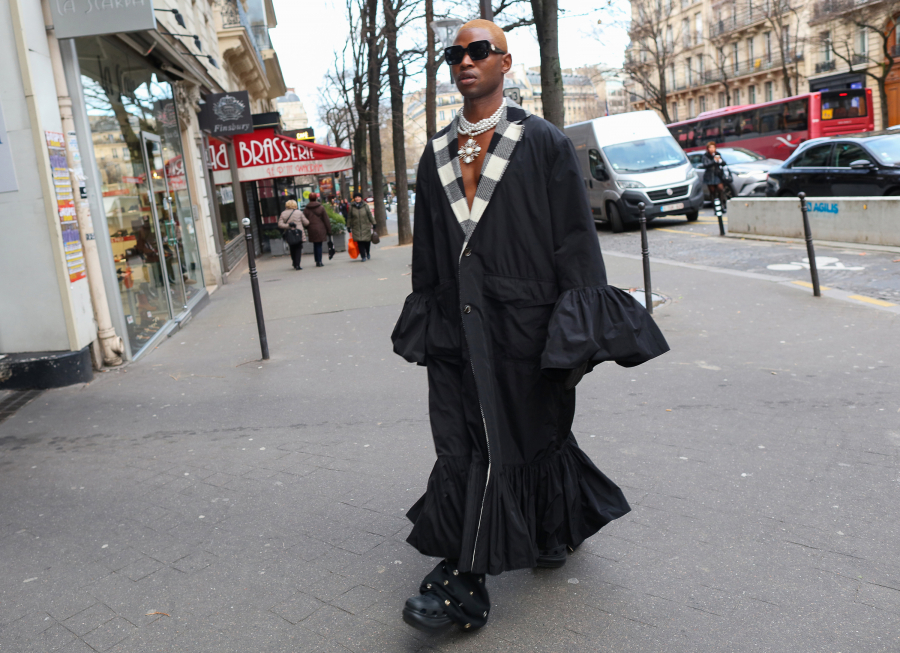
[{"xmin": 766, "ymin": 131, "xmax": 900, "ymax": 197}]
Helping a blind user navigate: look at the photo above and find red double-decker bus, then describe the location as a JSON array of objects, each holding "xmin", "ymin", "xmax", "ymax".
[{"xmin": 668, "ymin": 89, "xmax": 874, "ymax": 160}]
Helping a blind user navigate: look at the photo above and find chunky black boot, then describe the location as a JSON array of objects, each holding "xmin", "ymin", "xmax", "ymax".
[
  {"xmin": 535, "ymin": 544, "xmax": 568, "ymax": 568},
  {"xmin": 402, "ymin": 560, "xmax": 490, "ymax": 633}
]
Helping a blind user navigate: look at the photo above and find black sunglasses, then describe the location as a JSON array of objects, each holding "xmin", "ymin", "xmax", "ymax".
[{"xmin": 444, "ymin": 40, "xmax": 506, "ymax": 66}]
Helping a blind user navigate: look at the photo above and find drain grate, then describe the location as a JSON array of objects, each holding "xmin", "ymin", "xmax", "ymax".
[{"xmin": 0, "ymin": 390, "xmax": 44, "ymax": 426}]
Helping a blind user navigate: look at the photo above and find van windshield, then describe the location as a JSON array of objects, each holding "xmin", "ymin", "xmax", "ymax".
[{"xmin": 603, "ymin": 137, "xmax": 687, "ymax": 172}]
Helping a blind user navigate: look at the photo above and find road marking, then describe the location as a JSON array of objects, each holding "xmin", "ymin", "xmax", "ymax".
[
  {"xmin": 655, "ymin": 228, "xmax": 710, "ymax": 237},
  {"xmin": 792, "ymin": 280, "xmax": 831, "ymax": 290},
  {"xmin": 768, "ymin": 257, "xmax": 864, "ymax": 272},
  {"xmin": 849, "ymin": 295, "xmax": 896, "ymax": 307}
]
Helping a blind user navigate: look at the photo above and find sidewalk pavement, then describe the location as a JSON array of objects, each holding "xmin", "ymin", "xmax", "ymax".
[{"xmin": 1, "ymin": 229, "xmax": 898, "ymax": 652}]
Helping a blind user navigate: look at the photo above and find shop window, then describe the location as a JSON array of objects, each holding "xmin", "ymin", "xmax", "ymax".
[{"xmin": 76, "ymin": 35, "xmax": 205, "ymax": 355}]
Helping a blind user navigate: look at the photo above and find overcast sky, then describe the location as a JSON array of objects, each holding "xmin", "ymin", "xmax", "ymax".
[{"xmin": 268, "ymin": 1, "xmax": 630, "ymax": 138}]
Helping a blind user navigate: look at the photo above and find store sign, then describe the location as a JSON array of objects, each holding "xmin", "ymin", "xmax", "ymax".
[
  {"xmin": 0, "ymin": 100, "xmax": 16, "ymax": 193},
  {"xmin": 50, "ymin": 0, "xmax": 157, "ymax": 40},
  {"xmin": 207, "ymin": 131, "xmax": 352, "ymax": 183},
  {"xmin": 199, "ymin": 91, "xmax": 254, "ymax": 136}
]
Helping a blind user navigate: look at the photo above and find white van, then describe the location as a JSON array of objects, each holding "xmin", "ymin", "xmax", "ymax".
[{"xmin": 565, "ymin": 111, "xmax": 704, "ymax": 232}]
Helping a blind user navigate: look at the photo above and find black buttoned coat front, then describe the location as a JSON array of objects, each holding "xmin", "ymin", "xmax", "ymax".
[{"xmin": 392, "ymin": 101, "xmax": 669, "ymax": 575}]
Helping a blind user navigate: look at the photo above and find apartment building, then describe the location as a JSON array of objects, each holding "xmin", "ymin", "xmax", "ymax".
[{"xmin": 626, "ymin": 0, "xmax": 898, "ymax": 128}]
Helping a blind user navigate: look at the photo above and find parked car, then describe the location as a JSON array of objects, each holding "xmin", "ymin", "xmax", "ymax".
[
  {"xmin": 687, "ymin": 147, "xmax": 783, "ymax": 202},
  {"xmin": 565, "ymin": 111, "xmax": 704, "ymax": 232},
  {"xmin": 766, "ymin": 131, "xmax": 900, "ymax": 197}
]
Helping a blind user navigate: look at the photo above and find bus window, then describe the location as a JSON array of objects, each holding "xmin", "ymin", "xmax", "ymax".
[
  {"xmin": 721, "ymin": 114, "xmax": 739, "ymax": 141},
  {"xmin": 670, "ymin": 124, "xmax": 689, "ymax": 147},
  {"xmin": 784, "ymin": 99, "xmax": 808, "ymax": 131},
  {"xmin": 701, "ymin": 118, "xmax": 722, "ymax": 140},
  {"xmin": 759, "ymin": 108, "xmax": 784, "ymax": 134},
  {"xmin": 738, "ymin": 109, "xmax": 759, "ymax": 137},
  {"xmin": 821, "ymin": 90, "xmax": 867, "ymax": 120}
]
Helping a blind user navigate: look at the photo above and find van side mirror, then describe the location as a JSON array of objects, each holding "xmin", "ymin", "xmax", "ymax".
[
  {"xmin": 591, "ymin": 167, "xmax": 609, "ymax": 182},
  {"xmin": 849, "ymin": 159, "xmax": 874, "ymax": 170}
]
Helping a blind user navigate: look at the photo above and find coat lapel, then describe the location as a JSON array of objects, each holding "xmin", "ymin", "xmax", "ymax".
[{"xmin": 431, "ymin": 98, "xmax": 529, "ymax": 242}]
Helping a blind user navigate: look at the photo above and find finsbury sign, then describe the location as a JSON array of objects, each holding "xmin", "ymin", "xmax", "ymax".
[
  {"xmin": 51, "ymin": 0, "xmax": 158, "ymax": 39},
  {"xmin": 199, "ymin": 92, "xmax": 254, "ymax": 136}
]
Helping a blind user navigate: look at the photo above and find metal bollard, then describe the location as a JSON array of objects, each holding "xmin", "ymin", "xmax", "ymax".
[
  {"xmin": 713, "ymin": 195, "xmax": 725, "ymax": 236},
  {"xmin": 797, "ymin": 192, "xmax": 820, "ymax": 298},
  {"xmin": 637, "ymin": 202, "xmax": 653, "ymax": 314},
  {"xmin": 242, "ymin": 217, "xmax": 270, "ymax": 359}
]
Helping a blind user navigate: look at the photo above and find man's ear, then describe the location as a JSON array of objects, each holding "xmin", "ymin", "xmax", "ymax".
[{"xmin": 501, "ymin": 53, "xmax": 512, "ymax": 74}]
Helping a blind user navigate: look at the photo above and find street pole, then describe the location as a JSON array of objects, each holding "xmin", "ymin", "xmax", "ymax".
[
  {"xmin": 797, "ymin": 192, "xmax": 821, "ymax": 298},
  {"xmin": 242, "ymin": 217, "xmax": 270, "ymax": 359},
  {"xmin": 637, "ymin": 202, "xmax": 653, "ymax": 314},
  {"xmin": 713, "ymin": 195, "xmax": 725, "ymax": 236}
]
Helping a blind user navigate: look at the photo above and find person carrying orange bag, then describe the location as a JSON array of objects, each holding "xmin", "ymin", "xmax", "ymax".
[{"xmin": 347, "ymin": 233, "xmax": 359, "ymax": 259}]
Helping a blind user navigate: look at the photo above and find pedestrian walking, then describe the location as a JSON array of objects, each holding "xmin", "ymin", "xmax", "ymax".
[
  {"xmin": 347, "ymin": 192, "xmax": 376, "ymax": 261},
  {"xmin": 390, "ymin": 19, "xmax": 669, "ymax": 634},
  {"xmin": 702, "ymin": 141, "xmax": 729, "ymax": 213},
  {"xmin": 303, "ymin": 193, "xmax": 332, "ymax": 268},
  {"xmin": 277, "ymin": 199, "xmax": 308, "ymax": 270}
]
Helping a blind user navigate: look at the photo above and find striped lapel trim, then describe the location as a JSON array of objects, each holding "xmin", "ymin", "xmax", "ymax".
[{"xmin": 432, "ymin": 98, "xmax": 529, "ymax": 241}]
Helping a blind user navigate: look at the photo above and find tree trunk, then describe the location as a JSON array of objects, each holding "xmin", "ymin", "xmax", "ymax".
[
  {"xmin": 355, "ymin": 115, "xmax": 368, "ymax": 198},
  {"xmin": 878, "ymin": 75, "xmax": 889, "ymax": 131},
  {"xmin": 531, "ymin": 0, "xmax": 565, "ymax": 128},
  {"xmin": 425, "ymin": 0, "xmax": 437, "ymax": 139},
  {"xmin": 366, "ymin": 0, "xmax": 387, "ymax": 236},
  {"xmin": 384, "ymin": 0, "xmax": 412, "ymax": 245}
]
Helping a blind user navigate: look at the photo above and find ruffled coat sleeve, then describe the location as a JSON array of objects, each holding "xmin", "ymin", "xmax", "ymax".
[
  {"xmin": 391, "ymin": 148, "xmax": 438, "ymax": 365},
  {"xmin": 541, "ymin": 137, "xmax": 669, "ymax": 372}
]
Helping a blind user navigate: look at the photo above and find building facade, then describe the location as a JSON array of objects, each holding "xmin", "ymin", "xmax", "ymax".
[
  {"xmin": 276, "ymin": 88, "xmax": 310, "ymax": 131},
  {"xmin": 0, "ymin": 0, "xmax": 286, "ymax": 388},
  {"xmin": 625, "ymin": 0, "xmax": 897, "ymax": 128}
]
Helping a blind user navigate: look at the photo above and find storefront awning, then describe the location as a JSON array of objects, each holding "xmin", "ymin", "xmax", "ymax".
[{"xmin": 209, "ymin": 130, "xmax": 352, "ymax": 184}]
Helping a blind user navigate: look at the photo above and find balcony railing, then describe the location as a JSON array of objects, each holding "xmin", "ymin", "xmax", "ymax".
[
  {"xmin": 811, "ymin": 0, "xmax": 883, "ymax": 21},
  {"xmin": 815, "ymin": 60, "xmax": 836, "ymax": 73},
  {"xmin": 219, "ymin": 0, "xmax": 263, "ymax": 65}
]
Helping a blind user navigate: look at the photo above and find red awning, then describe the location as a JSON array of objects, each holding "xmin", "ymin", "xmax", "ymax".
[{"xmin": 208, "ymin": 129, "xmax": 352, "ymax": 183}]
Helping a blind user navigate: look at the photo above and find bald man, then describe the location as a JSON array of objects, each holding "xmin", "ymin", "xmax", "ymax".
[{"xmin": 392, "ymin": 20, "xmax": 668, "ymax": 634}]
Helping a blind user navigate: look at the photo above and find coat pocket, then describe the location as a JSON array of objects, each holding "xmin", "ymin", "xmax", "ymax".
[
  {"xmin": 483, "ymin": 274, "xmax": 558, "ymax": 361},
  {"xmin": 425, "ymin": 280, "xmax": 462, "ymax": 359}
]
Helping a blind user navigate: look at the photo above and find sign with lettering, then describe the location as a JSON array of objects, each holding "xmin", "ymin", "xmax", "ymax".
[
  {"xmin": 50, "ymin": 0, "xmax": 157, "ymax": 40},
  {"xmin": 207, "ymin": 130, "xmax": 352, "ymax": 183},
  {"xmin": 199, "ymin": 91, "xmax": 254, "ymax": 136}
]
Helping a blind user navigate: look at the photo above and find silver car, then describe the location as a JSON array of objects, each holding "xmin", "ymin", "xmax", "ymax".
[{"xmin": 687, "ymin": 147, "xmax": 783, "ymax": 202}]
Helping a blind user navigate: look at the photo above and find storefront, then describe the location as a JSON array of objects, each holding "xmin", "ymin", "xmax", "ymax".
[
  {"xmin": 208, "ymin": 129, "xmax": 351, "ymax": 253},
  {"xmin": 73, "ymin": 36, "xmax": 207, "ymax": 357}
]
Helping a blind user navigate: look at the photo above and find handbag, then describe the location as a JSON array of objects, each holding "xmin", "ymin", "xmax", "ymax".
[
  {"xmin": 347, "ymin": 234, "xmax": 359, "ymax": 259},
  {"xmin": 284, "ymin": 225, "xmax": 304, "ymax": 246},
  {"xmin": 370, "ymin": 228, "xmax": 380, "ymax": 245},
  {"xmin": 327, "ymin": 238, "xmax": 336, "ymax": 260},
  {"xmin": 721, "ymin": 164, "xmax": 734, "ymax": 184}
]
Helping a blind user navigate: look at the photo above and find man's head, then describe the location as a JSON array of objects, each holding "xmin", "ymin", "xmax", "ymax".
[{"xmin": 450, "ymin": 20, "xmax": 511, "ymax": 99}]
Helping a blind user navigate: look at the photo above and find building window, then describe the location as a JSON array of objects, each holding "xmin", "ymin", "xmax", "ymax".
[
  {"xmin": 731, "ymin": 1, "xmax": 737, "ymax": 27},
  {"xmin": 857, "ymin": 26, "xmax": 868, "ymax": 56},
  {"xmin": 718, "ymin": 91, "xmax": 726, "ymax": 107},
  {"xmin": 822, "ymin": 31, "xmax": 832, "ymax": 62},
  {"xmin": 748, "ymin": 37, "xmax": 755, "ymax": 64},
  {"xmin": 683, "ymin": 18, "xmax": 691, "ymax": 48},
  {"xmin": 687, "ymin": 57, "xmax": 693, "ymax": 86},
  {"xmin": 698, "ymin": 55, "xmax": 705, "ymax": 80},
  {"xmin": 749, "ymin": 85, "xmax": 756, "ymax": 103},
  {"xmin": 451, "ymin": 109, "xmax": 457, "ymax": 117},
  {"xmin": 783, "ymin": 26, "xmax": 791, "ymax": 59},
  {"xmin": 666, "ymin": 25, "xmax": 674, "ymax": 51},
  {"xmin": 695, "ymin": 13, "xmax": 702, "ymax": 44},
  {"xmin": 765, "ymin": 81, "xmax": 773, "ymax": 101},
  {"xmin": 764, "ymin": 31, "xmax": 772, "ymax": 62},
  {"xmin": 688, "ymin": 98, "xmax": 695, "ymax": 117},
  {"xmin": 734, "ymin": 87, "xmax": 741, "ymax": 104},
  {"xmin": 668, "ymin": 63, "xmax": 676, "ymax": 89},
  {"xmin": 699, "ymin": 96, "xmax": 707, "ymax": 112},
  {"xmin": 733, "ymin": 42, "xmax": 740, "ymax": 73},
  {"xmin": 673, "ymin": 102, "xmax": 679, "ymax": 121},
  {"xmin": 439, "ymin": 110, "xmax": 445, "ymax": 120}
]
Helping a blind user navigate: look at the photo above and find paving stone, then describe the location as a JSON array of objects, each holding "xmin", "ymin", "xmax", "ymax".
[
  {"xmin": 331, "ymin": 586, "xmax": 382, "ymax": 614},
  {"xmin": 62, "ymin": 603, "xmax": 117, "ymax": 636}
]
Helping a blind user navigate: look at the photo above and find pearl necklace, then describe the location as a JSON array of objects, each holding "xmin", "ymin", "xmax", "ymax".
[{"xmin": 457, "ymin": 103, "xmax": 504, "ymax": 164}]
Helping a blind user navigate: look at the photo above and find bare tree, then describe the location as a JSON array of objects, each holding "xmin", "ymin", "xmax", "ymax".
[
  {"xmin": 709, "ymin": 43, "xmax": 733, "ymax": 106},
  {"xmin": 624, "ymin": 0, "xmax": 686, "ymax": 123},
  {"xmin": 425, "ymin": 0, "xmax": 438, "ymax": 139},
  {"xmin": 530, "ymin": 0, "xmax": 564, "ymax": 127},
  {"xmin": 812, "ymin": 0, "xmax": 900, "ymax": 128},
  {"xmin": 365, "ymin": 0, "xmax": 389, "ymax": 235},
  {"xmin": 756, "ymin": 0, "xmax": 804, "ymax": 97},
  {"xmin": 384, "ymin": 0, "xmax": 423, "ymax": 245}
]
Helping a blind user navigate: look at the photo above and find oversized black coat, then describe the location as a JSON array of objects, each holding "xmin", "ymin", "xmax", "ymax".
[{"xmin": 391, "ymin": 100, "xmax": 669, "ymax": 576}]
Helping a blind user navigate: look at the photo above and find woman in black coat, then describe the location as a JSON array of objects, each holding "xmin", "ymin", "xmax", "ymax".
[{"xmin": 701, "ymin": 141, "xmax": 729, "ymax": 213}]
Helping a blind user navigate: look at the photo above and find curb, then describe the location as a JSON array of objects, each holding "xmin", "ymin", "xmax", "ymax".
[{"xmin": 604, "ymin": 250, "xmax": 900, "ymax": 315}]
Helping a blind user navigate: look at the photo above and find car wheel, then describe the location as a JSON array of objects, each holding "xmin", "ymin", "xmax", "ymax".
[
  {"xmin": 724, "ymin": 184, "xmax": 735, "ymax": 200},
  {"xmin": 607, "ymin": 202, "xmax": 625, "ymax": 233},
  {"xmin": 685, "ymin": 210, "xmax": 699, "ymax": 222}
]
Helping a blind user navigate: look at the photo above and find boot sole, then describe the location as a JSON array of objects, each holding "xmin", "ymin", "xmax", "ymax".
[
  {"xmin": 402, "ymin": 606, "xmax": 454, "ymax": 634},
  {"xmin": 535, "ymin": 555, "xmax": 567, "ymax": 569}
]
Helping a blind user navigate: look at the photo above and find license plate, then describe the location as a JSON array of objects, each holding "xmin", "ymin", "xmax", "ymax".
[{"xmin": 660, "ymin": 202, "xmax": 684, "ymax": 212}]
